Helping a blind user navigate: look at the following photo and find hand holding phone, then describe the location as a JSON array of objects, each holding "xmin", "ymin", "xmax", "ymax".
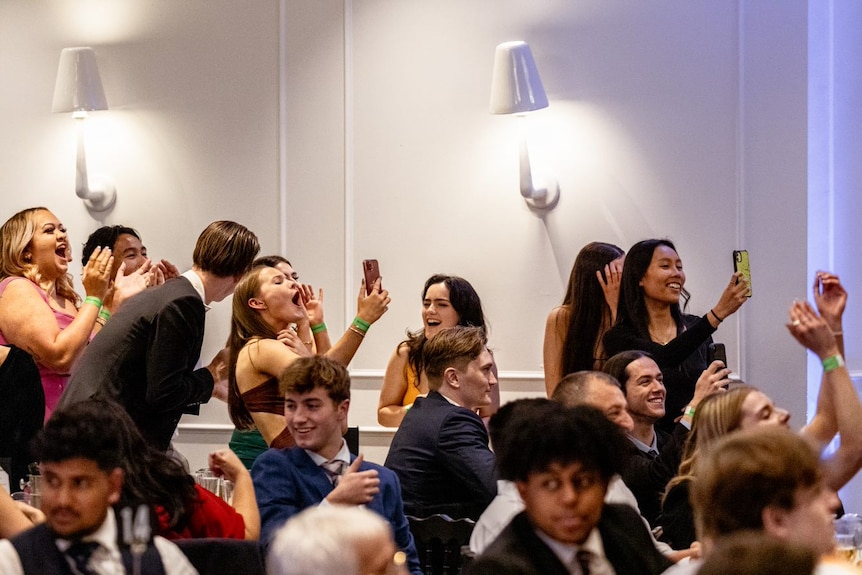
[
  {"xmin": 733, "ymin": 250, "xmax": 752, "ymax": 297},
  {"xmin": 362, "ymin": 259, "xmax": 380, "ymax": 295},
  {"xmin": 707, "ymin": 342, "xmax": 727, "ymax": 368}
]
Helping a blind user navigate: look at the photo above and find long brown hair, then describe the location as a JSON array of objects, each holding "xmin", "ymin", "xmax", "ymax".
[
  {"xmin": 557, "ymin": 242, "xmax": 624, "ymax": 373},
  {"xmin": 227, "ymin": 266, "xmax": 279, "ymax": 428}
]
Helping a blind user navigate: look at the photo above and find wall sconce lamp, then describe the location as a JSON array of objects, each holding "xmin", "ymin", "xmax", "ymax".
[
  {"xmin": 52, "ymin": 47, "xmax": 117, "ymax": 212},
  {"xmin": 490, "ymin": 41, "xmax": 559, "ymax": 211}
]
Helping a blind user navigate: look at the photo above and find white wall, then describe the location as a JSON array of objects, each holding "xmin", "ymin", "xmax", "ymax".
[{"xmin": 2, "ymin": 1, "xmax": 862, "ymax": 508}]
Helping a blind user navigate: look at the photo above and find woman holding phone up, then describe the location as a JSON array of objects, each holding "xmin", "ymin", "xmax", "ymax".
[
  {"xmin": 227, "ymin": 262, "xmax": 389, "ymax": 466},
  {"xmin": 603, "ymin": 239, "xmax": 749, "ymax": 432}
]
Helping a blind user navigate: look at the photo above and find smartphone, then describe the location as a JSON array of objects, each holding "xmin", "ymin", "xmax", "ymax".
[
  {"xmin": 362, "ymin": 259, "xmax": 380, "ymax": 295},
  {"xmin": 733, "ymin": 250, "xmax": 752, "ymax": 297},
  {"xmin": 707, "ymin": 343, "xmax": 727, "ymax": 368}
]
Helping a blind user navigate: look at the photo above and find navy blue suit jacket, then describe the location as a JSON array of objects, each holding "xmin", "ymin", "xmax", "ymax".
[
  {"xmin": 58, "ymin": 277, "xmax": 213, "ymax": 451},
  {"xmin": 384, "ymin": 391, "xmax": 497, "ymax": 519},
  {"xmin": 252, "ymin": 447, "xmax": 422, "ymax": 575}
]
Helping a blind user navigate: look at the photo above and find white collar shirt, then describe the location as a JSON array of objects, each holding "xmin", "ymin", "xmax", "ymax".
[
  {"xmin": 0, "ymin": 511, "xmax": 198, "ymax": 575},
  {"xmin": 535, "ymin": 527, "xmax": 616, "ymax": 575},
  {"xmin": 180, "ymin": 270, "xmax": 210, "ymax": 311}
]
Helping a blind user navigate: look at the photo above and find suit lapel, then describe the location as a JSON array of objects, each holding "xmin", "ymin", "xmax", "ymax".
[
  {"xmin": 290, "ymin": 448, "xmax": 334, "ymax": 501},
  {"xmin": 510, "ymin": 513, "xmax": 572, "ymax": 575}
]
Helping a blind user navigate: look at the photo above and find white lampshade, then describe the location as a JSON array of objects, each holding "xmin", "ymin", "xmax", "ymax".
[
  {"xmin": 489, "ymin": 41, "xmax": 548, "ymax": 115},
  {"xmin": 52, "ymin": 47, "xmax": 108, "ymax": 113}
]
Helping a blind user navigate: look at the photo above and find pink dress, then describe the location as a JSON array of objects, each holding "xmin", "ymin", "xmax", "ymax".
[{"xmin": 0, "ymin": 277, "xmax": 76, "ymax": 421}]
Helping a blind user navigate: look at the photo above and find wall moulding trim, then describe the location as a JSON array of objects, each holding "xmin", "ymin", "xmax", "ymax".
[
  {"xmin": 176, "ymin": 422, "xmax": 397, "ymax": 437},
  {"xmin": 349, "ymin": 369, "xmax": 544, "ymax": 393}
]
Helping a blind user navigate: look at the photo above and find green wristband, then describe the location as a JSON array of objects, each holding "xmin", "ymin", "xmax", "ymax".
[
  {"xmin": 352, "ymin": 317, "xmax": 371, "ymax": 333},
  {"xmin": 683, "ymin": 405, "xmax": 696, "ymax": 418},
  {"xmin": 83, "ymin": 296, "xmax": 102, "ymax": 309},
  {"xmin": 822, "ymin": 354, "xmax": 845, "ymax": 373},
  {"xmin": 311, "ymin": 322, "xmax": 327, "ymax": 334},
  {"xmin": 98, "ymin": 308, "xmax": 111, "ymax": 321}
]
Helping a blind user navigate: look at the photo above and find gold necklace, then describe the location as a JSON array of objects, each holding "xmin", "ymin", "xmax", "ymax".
[{"xmin": 648, "ymin": 327, "xmax": 675, "ymax": 345}]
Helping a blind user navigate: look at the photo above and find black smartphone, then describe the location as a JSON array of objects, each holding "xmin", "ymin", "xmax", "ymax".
[
  {"xmin": 708, "ymin": 342, "xmax": 727, "ymax": 368},
  {"xmin": 733, "ymin": 250, "xmax": 752, "ymax": 297},
  {"xmin": 362, "ymin": 259, "xmax": 380, "ymax": 295}
]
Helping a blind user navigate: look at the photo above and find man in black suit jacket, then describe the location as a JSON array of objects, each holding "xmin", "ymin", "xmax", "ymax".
[
  {"xmin": 58, "ymin": 221, "xmax": 259, "ymax": 451},
  {"xmin": 467, "ymin": 402, "xmax": 673, "ymax": 575},
  {"xmin": 602, "ymin": 350, "xmax": 729, "ymax": 527},
  {"xmin": 384, "ymin": 326, "xmax": 497, "ymax": 520}
]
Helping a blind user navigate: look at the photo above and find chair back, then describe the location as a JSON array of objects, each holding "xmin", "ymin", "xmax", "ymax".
[
  {"xmin": 174, "ymin": 538, "xmax": 265, "ymax": 575},
  {"xmin": 407, "ymin": 514, "xmax": 475, "ymax": 575}
]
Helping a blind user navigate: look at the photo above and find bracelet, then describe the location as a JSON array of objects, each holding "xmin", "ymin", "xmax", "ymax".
[
  {"xmin": 710, "ymin": 309, "xmax": 724, "ymax": 323},
  {"xmin": 95, "ymin": 316, "xmax": 108, "ymax": 328},
  {"xmin": 311, "ymin": 322, "xmax": 327, "ymax": 334},
  {"xmin": 352, "ymin": 317, "xmax": 371, "ymax": 333},
  {"xmin": 348, "ymin": 325, "xmax": 366, "ymax": 338},
  {"xmin": 83, "ymin": 296, "xmax": 103, "ymax": 309},
  {"xmin": 833, "ymin": 331, "xmax": 844, "ymax": 337},
  {"xmin": 683, "ymin": 405, "xmax": 696, "ymax": 418},
  {"xmin": 98, "ymin": 308, "xmax": 111, "ymax": 321},
  {"xmin": 822, "ymin": 354, "xmax": 845, "ymax": 373}
]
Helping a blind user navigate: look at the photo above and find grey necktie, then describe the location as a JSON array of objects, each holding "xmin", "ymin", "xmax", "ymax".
[{"xmin": 321, "ymin": 459, "xmax": 346, "ymax": 486}]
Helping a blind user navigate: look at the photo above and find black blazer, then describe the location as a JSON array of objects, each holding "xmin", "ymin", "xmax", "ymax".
[
  {"xmin": 620, "ymin": 423, "xmax": 688, "ymax": 527},
  {"xmin": 58, "ymin": 277, "xmax": 214, "ymax": 450},
  {"xmin": 384, "ymin": 391, "xmax": 497, "ymax": 519},
  {"xmin": 466, "ymin": 505, "xmax": 673, "ymax": 575}
]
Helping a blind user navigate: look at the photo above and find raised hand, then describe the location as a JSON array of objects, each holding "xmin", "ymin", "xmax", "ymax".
[
  {"xmin": 276, "ymin": 327, "xmax": 314, "ymax": 356},
  {"xmin": 324, "ymin": 454, "xmax": 381, "ymax": 505},
  {"xmin": 813, "ymin": 271, "xmax": 847, "ymax": 332},
  {"xmin": 690, "ymin": 361, "xmax": 731, "ymax": 406},
  {"xmin": 208, "ymin": 448, "xmax": 247, "ymax": 483},
  {"xmin": 597, "ymin": 259, "xmax": 623, "ymax": 321},
  {"xmin": 301, "ymin": 284, "xmax": 325, "ymax": 326},
  {"xmin": 158, "ymin": 259, "xmax": 181, "ymax": 280},
  {"xmin": 81, "ymin": 246, "xmax": 113, "ymax": 301},
  {"xmin": 787, "ymin": 299, "xmax": 839, "ymax": 360},
  {"xmin": 711, "ymin": 272, "xmax": 750, "ymax": 323},
  {"xmin": 357, "ymin": 277, "xmax": 390, "ymax": 325},
  {"xmin": 110, "ymin": 261, "xmax": 149, "ymax": 311}
]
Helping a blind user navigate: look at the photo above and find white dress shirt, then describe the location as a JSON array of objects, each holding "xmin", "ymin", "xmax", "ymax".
[
  {"xmin": 470, "ymin": 477, "xmax": 673, "ymax": 556},
  {"xmin": 536, "ymin": 527, "xmax": 616, "ymax": 575},
  {"xmin": 0, "ymin": 511, "xmax": 198, "ymax": 575}
]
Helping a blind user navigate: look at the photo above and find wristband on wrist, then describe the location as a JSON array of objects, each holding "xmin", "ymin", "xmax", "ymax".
[
  {"xmin": 352, "ymin": 317, "xmax": 371, "ymax": 333},
  {"xmin": 683, "ymin": 405, "xmax": 696, "ymax": 418},
  {"xmin": 833, "ymin": 331, "xmax": 844, "ymax": 337},
  {"xmin": 311, "ymin": 322, "xmax": 327, "ymax": 334},
  {"xmin": 98, "ymin": 308, "xmax": 111, "ymax": 321},
  {"xmin": 83, "ymin": 296, "xmax": 103, "ymax": 309},
  {"xmin": 710, "ymin": 309, "xmax": 724, "ymax": 323},
  {"xmin": 95, "ymin": 316, "xmax": 108, "ymax": 328},
  {"xmin": 822, "ymin": 354, "xmax": 845, "ymax": 373}
]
